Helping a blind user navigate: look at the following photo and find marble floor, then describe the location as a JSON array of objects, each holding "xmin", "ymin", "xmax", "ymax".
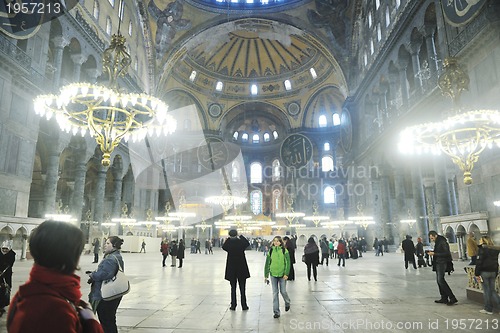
[{"xmin": 1, "ymin": 247, "xmax": 498, "ymax": 332}]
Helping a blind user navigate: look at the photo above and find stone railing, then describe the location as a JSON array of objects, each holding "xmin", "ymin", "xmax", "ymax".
[{"xmin": 464, "ymin": 266, "xmax": 500, "ymax": 303}]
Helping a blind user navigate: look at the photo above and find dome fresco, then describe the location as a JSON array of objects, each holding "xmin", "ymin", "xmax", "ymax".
[{"xmin": 162, "ymin": 18, "xmax": 347, "ymax": 102}]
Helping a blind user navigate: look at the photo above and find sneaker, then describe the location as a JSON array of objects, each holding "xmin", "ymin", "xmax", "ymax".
[
  {"xmin": 285, "ymin": 305, "xmax": 290, "ymax": 312},
  {"xmin": 434, "ymin": 298, "xmax": 448, "ymax": 304},
  {"xmin": 273, "ymin": 313, "xmax": 280, "ymax": 318},
  {"xmin": 479, "ymin": 309, "xmax": 493, "ymax": 315}
]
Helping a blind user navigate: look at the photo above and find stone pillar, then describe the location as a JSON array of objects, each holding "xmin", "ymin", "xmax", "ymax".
[
  {"xmin": 51, "ymin": 36, "xmax": 69, "ymax": 89},
  {"xmin": 112, "ymin": 166, "xmax": 123, "ymax": 220},
  {"xmin": 411, "ymin": 163, "xmax": 428, "ymax": 243},
  {"xmin": 406, "ymin": 42, "xmax": 423, "ymax": 95},
  {"xmin": 424, "ymin": 186, "xmax": 439, "ymax": 232},
  {"xmin": 93, "ymin": 162, "xmax": 107, "ymax": 223},
  {"xmin": 433, "ymin": 157, "xmax": 452, "ymax": 219},
  {"xmin": 448, "ymin": 178, "xmax": 458, "ymax": 215},
  {"xmin": 21, "ymin": 237, "xmax": 27, "ymax": 260},
  {"xmin": 43, "ymin": 136, "xmax": 60, "ymax": 214},
  {"xmin": 394, "ymin": 167, "xmax": 407, "ymax": 241},
  {"xmin": 397, "ymin": 60, "xmax": 410, "ymax": 106},
  {"xmin": 71, "ymin": 144, "xmax": 87, "ymax": 222},
  {"xmin": 380, "ymin": 167, "xmax": 395, "ymax": 244},
  {"xmin": 85, "ymin": 68, "xmax": 101, "ymax": 83},
  {"xmin": 70, "ymin": 54, "xmax": 87, "ymax": 82},
  {"xmin": 122, "ymin": 171, "xmax": 135, "ymax": 216},
  {"xmin": 421, "ymin": 25, "xmax": 439, "ymax": 77}
]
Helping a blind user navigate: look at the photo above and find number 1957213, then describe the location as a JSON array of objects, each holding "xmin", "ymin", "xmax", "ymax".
[{"xmin": 6, "ymin": 2, "xmax": 62, "ymax": 15}]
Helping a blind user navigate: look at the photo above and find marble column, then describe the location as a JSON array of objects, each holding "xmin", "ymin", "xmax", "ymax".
[
  {"xmin": 112, "ymin": 166, "xmax": 123, "ymax": 220},
  {"xmin": 421, "ymin": 25, "xmax": 439, "ymax": 78},
  {"xmin": 51, "ymin": 36, "xmax": 69, "ymax": 90},
  {"xmin": 93, "ymin": 163, "xmax": 107, "ymax": 223},
  {"xmin": 71, "ymin": 145, "xmax": 87, "ymax": 223},
  {"xmin": 43, "ymin": 136, "xmax": 60, "ymax": 214},
  {"xmin": 71, "ymin": 54, "xmax": 87, "ymax": 82},
  {"xmin": 397, "ymin": 60, "xmax": 410, "ymax": 106},
  {"xmin": 406, "ymin": 41, "xmax": 423, "ymax": 95},
  {"xmin": 411, "ymin": 163, "xmax": 428, "ymax": 243},
  {"xmin": 433, "ymin": 157, "xmax": 452, "ymax": 220},
  {"xmin": 85, "ymin": 68, "xmax": 101, "ymax": 84},
  {"xmin": 21, "ymin": 237, "xmax": 27, "ymax": 260},
  {"xmin": 393, "ymin": 167, "xmax": 407, "ymax": 241},
  {"xmin": 122, "ymin": 171, "xmax": 135, "ymax": 216},
  {"xmin": 448, "ymin": 178, "xmax": 459, "ymax": 215},
  {"xmin": 424, "ymin": 186, "xmax": 439, "ymax": 232},
  {"xmin": 380, "ymin": 169, "xmax": 395, "ymax": 244}
]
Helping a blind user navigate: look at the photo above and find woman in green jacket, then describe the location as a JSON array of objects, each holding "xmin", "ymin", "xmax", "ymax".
[{"xmin": 264, "ymin": 236, "xmax": 291, "ymax": 318}]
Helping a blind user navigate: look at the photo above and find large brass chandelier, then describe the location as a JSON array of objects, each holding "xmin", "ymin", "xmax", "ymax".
[
  {"xmin": 399, "ymin": 58, "xmax": 500, "ymax": 185},
  {"xmin": 33, "ymin": 33, "xmax": 176, "ymax": 167}
]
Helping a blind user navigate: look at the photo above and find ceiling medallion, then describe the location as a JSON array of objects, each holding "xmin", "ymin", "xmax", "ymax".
[
  {"xmin": 208, "ymin": 103, "xmax": 222, "ymax": 118},
  {"xmin": 287, "ymin": 102, "xmax": 301, "ymax": 116}
]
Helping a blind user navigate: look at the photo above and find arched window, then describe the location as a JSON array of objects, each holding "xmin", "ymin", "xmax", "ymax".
[
  {"xmin": 272, "ymin": 130, "xmax": 278, "ymax": 139},
  {"xmin": 189, "ymin": 71, "xmax": 197, "ymax": 82},
  {"xmin": 128, "ymin": 21, "xmax": 133, "ymax": 36},
  {"xmin": 319, "ymin": 115, "xmax": 327, "ymax": 127},
  {"xmin": 364, "ymin": 52, "xmax": 368, "ymax": 66},
  {"xmin": 310, "ymin": 68, "xmax": 317, "ymax": 79},
  {"xmin": 396, "ymin": 0, "xmax": 400, "ymax": 8},
  {"xmin": 263, "ymin": 132, "xmax": 270, "ymax": 142},
  {"xmin": 108, "ymin": 0, "xmax": 115, "ymax": 7},
  {"xmin": 273, "ymin": 189, "xmax": 281, "ymax": 212},
  {"xmin": 323, "ymin": 142, "xmax": 330, "ymax": 151},
  {"xmin": 370, "ymin": 39, "xmax": 374, "ymax": 54},
  {"xmin": 250, "ymin": 162, "xmax": 262, "ymax": 183},
  {"xmin": 251, "ymin": 190, "xmax": 262, "ymax": 215},
  {"xmin": 183, "ymin": 119, "xmax": 191, "ymax": 130},
  {"xmin": 106, "ymin": 17, "xmax": 112, "ymax": 35},
  {"xmin": 332, "ymin": 113, "xmax": 340, "ymax": 126},
  {"xmin": 377, "ymin": 24, "xmax": 382, "ymax": 41},
  {"xmin": 252, "ymin": 134, "xmax": 260, "ymax": 144},
  {"xmin": 233, "ymin": 131, "xmax": 239, "ymax": 140},
  {"xmin": 231, "ymin": 161, "xmax": 240, "ymax": 182},
  {"xmin": 284, "ymin": 80, "xmax": 291, "ymax": 91},
  {"xmin": 272, "ymin": 159, "xmax": 281, "ymax": 181},
  {"xmin": 368, "ymin": 12, "xmax": 372, "ymax": 28},
  {"xmin": 385, "ymin": 6, "xmax": 391, "ymax": 27},
  {"xmin": 375, "ymin": 0, "xmax": 380, "ymax": 10},
  {"xmin": 250, "ymin": 84, "xmax": 258, "ymax": 95},
  {"xmin": 93, "ymin": 1, "xmax": 100, "ymax": 19},
  {"xmin": 322, "ymin": 156, "xmax": 334, "ymax": 172},
  {"xmin": 324, "ymin": 186, "xmax": 336, "ymax": 204},
  {"xmin": 241, "ymin": 133, "xmax": 249, "ymax": 142},
  {"xmin": 118, "ymin": 0, "xmax": 124, "ymax": 21},
  {"xmin": 216, "ymin": 81, "xmax": 223, "ymax": 91}
]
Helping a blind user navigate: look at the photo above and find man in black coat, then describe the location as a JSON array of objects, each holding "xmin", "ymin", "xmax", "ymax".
[
  {"xmin": 222, "ymin": 229, "xmax": 250, "ymax": 311},
  {"xmin": 428, "ymin": 230, "xmax": 457, "ymax": 305},
  {"xmin": 401, "ymin": 235, "xmax": 417, "ymax": 269}
]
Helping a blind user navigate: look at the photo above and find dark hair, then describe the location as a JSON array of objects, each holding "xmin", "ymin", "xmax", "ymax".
[
  {"xmin": 283, "ymin": 236, "xmax": 290, "ymax": 241},
  {"xmin": 307, "ymin": 237, "xmax": 316, "ymax": 244},
  {"xmin": 428, "ymin": 230, "xmax": 438, "ymax": 237},
  {"xmin": 108, "ymin": 236, "xmax": 124, "ymax": 249},
  {"xmin": 29, "ymin": 220, "xmax": 85, "ymax": 275},
  {"xmin": 229, "ymin": 229, "xmax": 238, "ymax": 237}
]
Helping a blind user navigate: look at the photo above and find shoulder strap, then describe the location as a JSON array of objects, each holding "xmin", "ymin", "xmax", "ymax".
[
  {"xmin": 269, "ymin": 247, "xmax": 273, "ymax": 256},
  {"xmin": 110, "ymin": 254, "xmax": 124, "ymax": 272}
]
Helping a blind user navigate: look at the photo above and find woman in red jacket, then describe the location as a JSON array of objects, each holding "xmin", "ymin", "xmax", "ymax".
[
  {"xmin": 337, "ymin": 239, "xmax": 346, "ymax": 267},
  {"xmin": 7, "ymin": 220, "xmax": 103, "ymax": 333}
]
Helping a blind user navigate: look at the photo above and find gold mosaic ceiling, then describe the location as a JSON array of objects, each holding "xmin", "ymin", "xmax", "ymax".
[{"xmin": 166, "ymin": 19, "xmax": 346, "ymax": 100}]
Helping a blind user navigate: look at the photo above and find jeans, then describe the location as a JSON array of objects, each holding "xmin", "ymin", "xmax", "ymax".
[
  {"xmin": 229, "ymin": 277, "xmax": 247, "ymax": 308},
  {"xmin": 97, "ymin": 297, "xmax": 122, "ymax": 333},
  {"xmin": 270, "ymin": 276, "xmax": 290, "ymax": 315},
  {"xmin": 321, "ymin": 253, "xmax": 329, "ymax": 265},
  {"xmin": 481, "ymin": 271, "xmax": 500, "ymax": 312},
  {"xmin": 162, "ymin": 254, "xmax": 168, "ymax": 266},
  {"xmin": 435, "ymin": 262, "xmax": 455, "ymax": 300},
  {"xmin": 306, "ymin": 263, "xmax": 317, "ymax": 280},
  {"xmin": 178, "ymin": 258, "xmax": 183, "ymax": 267},
  {"xmin": 338, "ymin": 254, "xmax": 345, "ymax": 267}
]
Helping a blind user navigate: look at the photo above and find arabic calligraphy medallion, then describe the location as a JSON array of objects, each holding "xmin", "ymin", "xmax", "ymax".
[
  {"xmin": 197, "ymin": 137, "xmax": 228, "ymax": 171},
  {"xmin": 280, "ymin": 133, "xmax": 313, "ymax": 169},
  {"xmin": 442, "ymin": 0, "xmax": 487, "ymax": 27}
]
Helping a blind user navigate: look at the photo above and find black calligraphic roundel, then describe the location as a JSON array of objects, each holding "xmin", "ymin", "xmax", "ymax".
[
  {"xmin": 0, "ymin": 1, "xmax": 79, "ymax": 40},
  {"xmin": 280, "ymin": 133, "xmax": 313, "ymax": 169},
  {"xmin": 441, "ymin": 0, "xmax": 487, "ymax": 27},
  {"xmin": 197, "ymin": 137, "xmax": 228, "ymax": 171}
]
